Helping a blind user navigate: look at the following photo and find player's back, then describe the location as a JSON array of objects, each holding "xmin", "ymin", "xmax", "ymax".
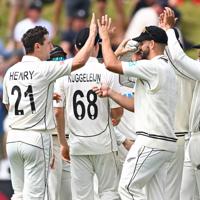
[
  {"xmin": 59, "ymin": 57, "xmax": 118, "ymax": 155},
  {"xmin": 3, "ymin": 56, "xmax": 72, "ymax": 130}
]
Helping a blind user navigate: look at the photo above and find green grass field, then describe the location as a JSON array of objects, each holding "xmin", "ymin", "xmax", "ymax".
[{"xmin": 0, "ymin": 0, "xmax": 200, "ymax": 58}]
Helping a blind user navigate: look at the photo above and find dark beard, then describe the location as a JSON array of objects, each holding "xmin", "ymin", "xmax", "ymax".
[{"xmin": 140, "ymin": 48, "xmax": 150, "ymax": 59}]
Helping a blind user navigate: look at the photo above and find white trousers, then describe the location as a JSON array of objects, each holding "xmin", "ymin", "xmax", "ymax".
[
  {"xmin": 6, "ymin": 130, "xmax": 52, "ymax": 200},
  {"xmin": 180, "ymin": 137, "xmax": 200, "ymax": 200},
  {"xmin": 166, "ymin": 136, "xmax": 185, "ymax": 200},
  {"xmin": 118, "ymin": 140, "xmax": 173, "ymax": 200},
  {"xmin": 48, "ymin": 136, "xmax": 71, "ymax": 200},
  {"xmin": 118, "ymin": 144, "xmax": 129, "ymax": 177},
  {"xmin": 70, "ymin": 152, "xmax": 120, "ymax": 200}
]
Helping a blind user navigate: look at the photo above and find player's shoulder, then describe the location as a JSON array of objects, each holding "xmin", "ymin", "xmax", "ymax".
[{"xmin": 5, "ymin": 61, "xmax": 21, "ymax": 74}]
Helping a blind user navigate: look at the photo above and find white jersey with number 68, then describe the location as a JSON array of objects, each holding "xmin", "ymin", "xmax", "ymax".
[{"xmin": 54, "ymin": 57, "xmax": 120, "ymax": 155}]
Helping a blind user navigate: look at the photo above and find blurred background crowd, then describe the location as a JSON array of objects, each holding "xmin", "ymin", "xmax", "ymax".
[{"xmin": 0, "ymin": 0, "xmax": 200, "ymax": 185}]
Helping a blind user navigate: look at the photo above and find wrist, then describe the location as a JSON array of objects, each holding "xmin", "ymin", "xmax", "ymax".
[
  {"xmin": 164, "ymin": 25, "xmax": 173, "ymax": 31},
  {"xmin": 101, "ymin": 34, "xmax": 110, "ymax": 42}
]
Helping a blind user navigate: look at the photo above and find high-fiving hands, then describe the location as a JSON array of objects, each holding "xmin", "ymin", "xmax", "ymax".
[
  {"xmin": 89, "ymin": 13, "xmax": 98, "ymax": 39},
  {"xmin": 97, "ymin": 15, "xmax": 113, "ymax": 40}
]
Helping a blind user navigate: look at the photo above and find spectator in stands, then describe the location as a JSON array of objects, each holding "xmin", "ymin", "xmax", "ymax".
[
  {"xmin": 6, "ymin": 0, "xmax": 32, "ymax": 43},
  {"xmin": 64, "ymin": 0, "xmax": 91, "ymax": 28},
  {"xmin": 0, "ymin": 40, "xmax": 23, "ymax": 77},
  {"xmin": 60, "ymin": 10, "xmax": 88, "ymax": 57},
  {"xmin": 125, "ymin": 0, "xmax": 168, "ymax": 39},
  {"xmin": 52, "ymin": 0, "xmax": 63, "ymax": 36},
  {"xmin": 0, "ymin": 84, "xmax": 8, "ymax": 181},
  {"xmin": 13, "ymin": 0, "xmax": 53, "ymax": 49}
]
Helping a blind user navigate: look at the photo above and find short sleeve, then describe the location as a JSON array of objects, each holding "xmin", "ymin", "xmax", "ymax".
[
  {"xmin": 44, "ymin": 58, "xmax": 73, "ymax": 82},
  {"xmin": 122, "ymin": 60, "xmax": 157, "ymax": 81},
  {"xmin": 108, "ymin": 73, "xmax": 122, "ymax": 108}
]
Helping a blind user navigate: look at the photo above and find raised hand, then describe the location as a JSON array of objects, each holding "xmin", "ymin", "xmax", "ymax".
[
  {"xmin": 159, "ymin": 7, "xmax": 176, "ymax": 30},
  {"xmin": 115, "ymin": 39, "xmax": 131, "ymax": 57},
  {"xmin": 89, "ymin": 13, "xmax": 97, "ymax": 38},
  {"xmin": 97, "ymin": 15, "xmax": 112, "ymax": 40}
]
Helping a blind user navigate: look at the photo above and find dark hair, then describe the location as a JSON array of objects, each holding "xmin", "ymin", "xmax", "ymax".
[
  {"xmin": 48, "ymin": 45, "xmax": 67, "ymax": 61},
  {"xmin": 21, "ymin": 26, "xmax": 49, "ymax": 54},
  {"xmin": 75, "ymin": 28, "xmax": 100, "ymax": 49}
]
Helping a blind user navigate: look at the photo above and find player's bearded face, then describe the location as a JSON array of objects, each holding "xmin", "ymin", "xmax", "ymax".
[
  {"xmin": 138, "ymin": 41, "xmax": 150, "ymax": 59},
  {"xmin": 140, "ymin": 46, "xmax": 150, "ymax": 59}
]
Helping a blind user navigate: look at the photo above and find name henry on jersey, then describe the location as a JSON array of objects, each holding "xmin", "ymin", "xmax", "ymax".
[
  {"xmin": 68, "ymin": 73, "xmax": 101, "ymax": 84},
  {"xmin": 9, "ymin": 71, "xmax": 34, "ymax": 80}
]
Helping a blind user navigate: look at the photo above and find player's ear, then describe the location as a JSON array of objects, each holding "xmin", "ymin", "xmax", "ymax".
[
  {"xmin": 34, "ymin": 42, "xmax": 41, "ymax": 51},
  {"xmin": 149, "ymin": 40, "xmax": 155, "ymax": 49}
]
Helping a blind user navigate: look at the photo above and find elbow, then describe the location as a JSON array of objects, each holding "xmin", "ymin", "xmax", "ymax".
[
  {"xmin": 104, "ymin": 60, "xmax": 114, "ymax": 71},
  {"xmin": 72, "ymin": 58, "xmax": 87, "ymax": 71},
  {"xmin": 78, "ymin": 57, "xmax": 87, "ymax": 67},
  {"xmin": 129, "ymin": 107, "xmax": 134, "ymax": 112},
  {"xmin": 127, "ymin": 103, "xmax": 134, "ymax": 112}
]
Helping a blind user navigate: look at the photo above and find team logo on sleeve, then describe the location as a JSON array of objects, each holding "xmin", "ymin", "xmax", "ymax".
[{"xmin": 128, "ymin": 61, "xmax": 136, "ymax": 67}]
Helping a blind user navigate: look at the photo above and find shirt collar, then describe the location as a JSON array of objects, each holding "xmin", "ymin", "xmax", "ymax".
[
  {"xmin": 21, "ymin": 55, "xmax": 42, "ymax": 62},
  {"xmin": 151, "ymin": 54, "xmax": 167, "ymax": 61}
]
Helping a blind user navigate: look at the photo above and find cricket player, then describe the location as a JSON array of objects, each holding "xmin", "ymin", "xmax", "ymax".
[
  {"xmin": 114, "ymin": 47, "xmax": 141, "ymax": 175},
  {"xmin": 96, "ymin": 15, "xmax": 177, "ymax": 200},
  {"xmin": 163, "ymin": 29, "xmax": 196, "ymax": 200},
  {"xmin": 160, "ymin": 7, "xmax": 200, "ymax": 200},
  {"xmin": 180, "ymin": 45, "xmax": 200, "ymax": 200},
  {"xmin": 54, "ymin": 27, "xmax": 123, "ymax": 200},
  {"xmin": 3, "ymin": 14, "xmax": 97, "ymax": 200},
  {"xmin": 48, "ymin": 45, "xmax": 72, "ymax": 200}
]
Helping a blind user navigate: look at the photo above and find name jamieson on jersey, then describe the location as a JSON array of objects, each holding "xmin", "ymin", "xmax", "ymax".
[
  {"xmin": 9, "ymin": 71, "xmax": 34, "ymax": 80},
  {"xmin": 68, "ymin": 73, "xmax": 101, "ymax": 83}
]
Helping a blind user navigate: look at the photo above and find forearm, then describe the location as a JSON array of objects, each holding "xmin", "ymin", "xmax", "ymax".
[
  {"xmin": 108, "ymin": 89, "xmax": 134, "ymax": 112},
  {"xmin": 102, "ymin": 37, "xmax": 123, "ymax": 74},
  {"xmin": 54, "ymin": 108, "xmax": 67, "ymax": 147},
  {"xmin": 167, "ymin": 29, "xmax": 200, "ymax": 81},
  {"xmin": 72, "ymin": 34, "xmax": 95, "ymax": 71}
]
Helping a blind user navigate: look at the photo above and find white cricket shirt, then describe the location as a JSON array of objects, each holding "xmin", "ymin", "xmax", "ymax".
[
  {"xmin": 54, "ymin": 57, "xmax": 119, "ymax": 155},
  {"xmin": 3, "ymin": 55, "xmax": 72, "ymax": 130},
  {"xmin": 166, "ymin": 29, "xmax": 200, "ymax": 134},
  {"xmin": 122, "ymin": 55, "xmax": 177, "ymax": 152},
  {"xmin": 165, "ymin": 47, "xmax": 196, "ymax": 135}
]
